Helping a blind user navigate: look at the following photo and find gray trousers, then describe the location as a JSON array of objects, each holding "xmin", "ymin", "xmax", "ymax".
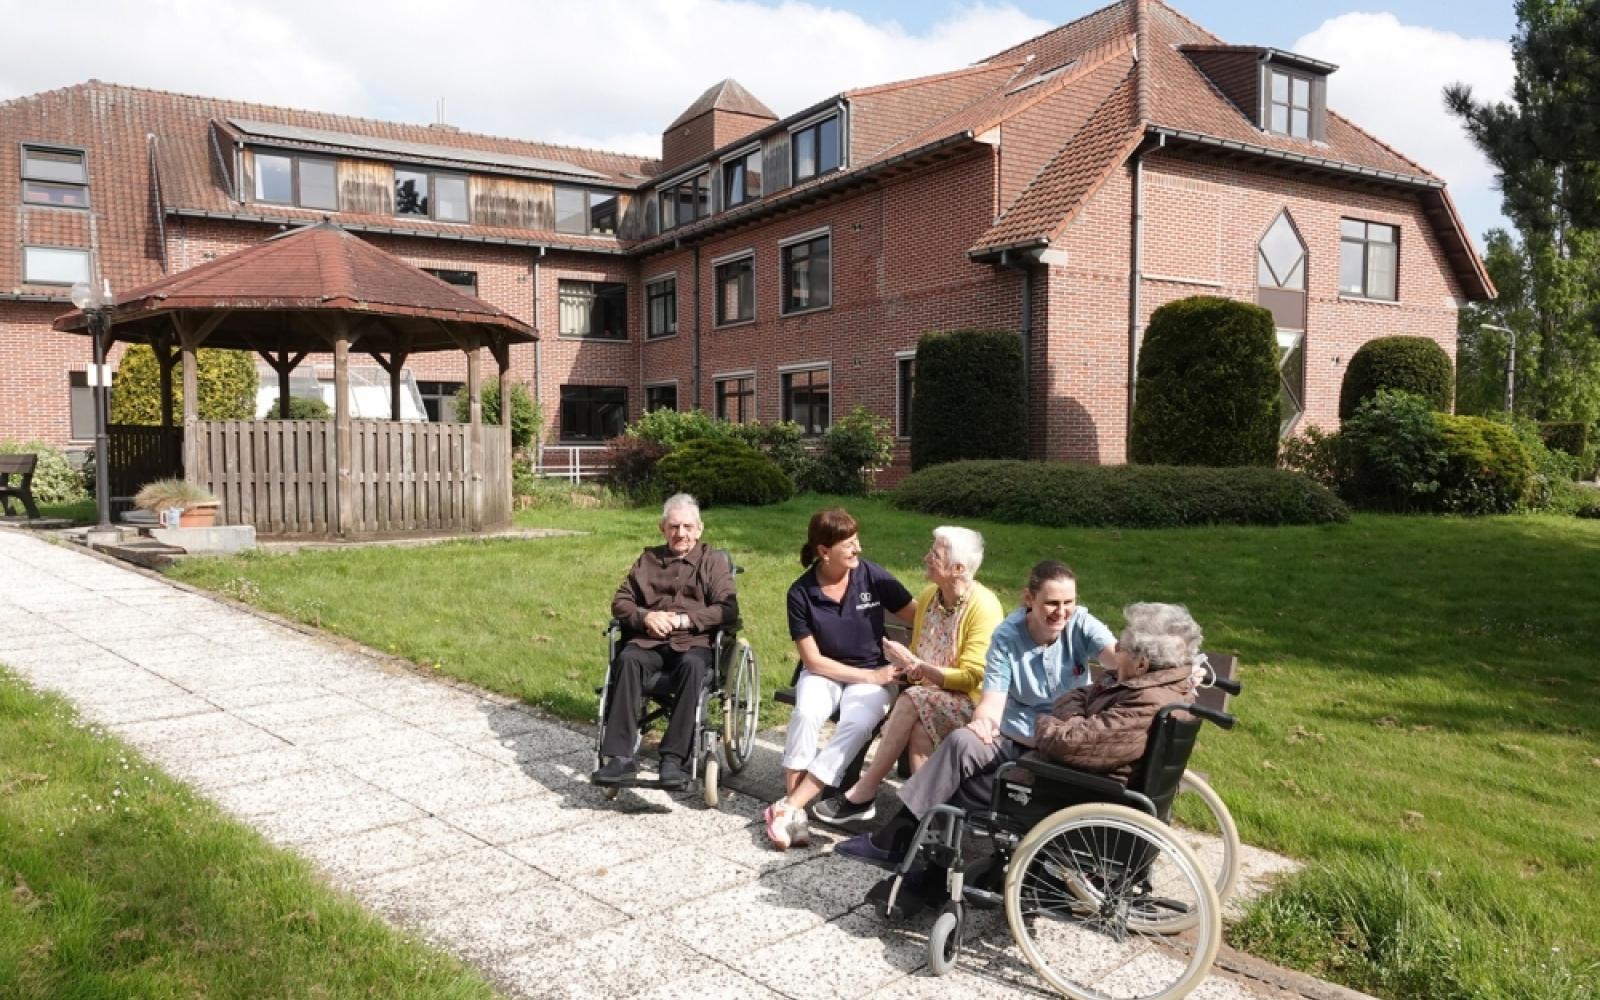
[{"xmin": 898, "ymin": 729, "xmax": 1027, "ymax": 819}]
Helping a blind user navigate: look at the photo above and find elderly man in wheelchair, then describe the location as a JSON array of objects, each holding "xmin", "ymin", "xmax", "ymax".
[
  {"xmin": 592, "ymin": 493, "xmax": 759, "ymax": 800},
  {"xmin": 842, "ymin": 596, "xmax": 1240, "ymax": 1000}
]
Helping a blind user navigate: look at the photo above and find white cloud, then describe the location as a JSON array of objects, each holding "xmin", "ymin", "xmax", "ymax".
[
  {"xmin": 0, "ymin": 0, "xmax": 1051, "ymax": 158},
  {"xmin": 1293, "ymin": 12, "xmax": 1515, "ymax": 245}
]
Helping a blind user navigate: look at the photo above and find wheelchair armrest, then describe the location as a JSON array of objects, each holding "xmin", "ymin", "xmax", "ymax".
[{"xmin": 993, "ymin": 758, "xmax": 1159, "ymax": 818}]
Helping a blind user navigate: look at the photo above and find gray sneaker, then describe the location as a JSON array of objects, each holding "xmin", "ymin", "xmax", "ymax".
[{"xmin": 813, "ymin": 794, "xmax": 876, "ymax": 826}]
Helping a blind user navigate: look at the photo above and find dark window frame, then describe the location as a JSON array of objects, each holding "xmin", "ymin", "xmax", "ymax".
[
  {"xmin": 422, "ymin": 268, "xmax": 478, "ymax": 296},
  {"xmin": 646, "ymin": 276, "xmax": 678, "ymax": 339},
  {"xmin": 558, "ymin": 279, "xmax": 629, "ymax": 340},
  {"xmin": 1339, "ymin": 219, "xmax": 1400, "ymax": 301},
  {"xmin": 781, "ymin": 231, "xmax": 831, "ymax": 315},
  {"xmin": 895, "ymin": 353, "xmax": 915, "ymax": 439},
  {"xmin": 415, "ymin": 379, "xmax": 465, "ymax": 423},
  {"xmin": 714, "ymin": 254, "xmax": 756, "ymax": 326},
  {"xmin": 781, "ymin": 365, "xmax": 831, "ymax": 437},
  {"xmin": 391, "ymin": 165, "xmax": 470, "ymax": 223},
  {"xmin": 22, "ymin": 244, "xmax": 91, "ymax": 286},
  {"xmin": 722, "ymin": 147, "xmax": 762, "ymax": 208},
  {"xmin": 660, "ymin": 170, "xmax": 712, "ymax": 230},
  {"xmin": 1266, "ymin": 68, "xmax": 1314, "ymax": 139},
  {"xmin": 791, "ymin": 113, "xmax": 842, "ymax": 183},
  {"xmin": 715, "ymin": 374, "xmax": 756, "ymax": 424},
  {"xmin": 251, "ymin": 151, "xmax": 339, "ymax": 211},
  {"xmin": 559, "ymin": 384, "xmax": 628, "ymax": 442},
  {"xmin": 21, "ymin": 144, "xmax": 90, "ymax": 209},
  {"xmin": 644, "ymin": 382, "xmax": 679, "ymax": 413}
]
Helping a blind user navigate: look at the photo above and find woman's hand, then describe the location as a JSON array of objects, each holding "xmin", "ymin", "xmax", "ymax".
[
  {"xmin": 868, "ymin": 665, "xmax": 902, "ymax": 686},
  {"xmin": 882, "ymin": 638, "xmax": 915, "ymax": 670}
]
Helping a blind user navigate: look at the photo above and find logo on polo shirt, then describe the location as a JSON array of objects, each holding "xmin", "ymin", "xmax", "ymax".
[{"xmin": 856, "ymin": 591, "xmax": 879, "ymax": 611}]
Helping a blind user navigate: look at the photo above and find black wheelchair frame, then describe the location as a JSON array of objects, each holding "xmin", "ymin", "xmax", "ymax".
[{"xmin": 592, "ymin": 550, "xmax": 761, "ymax": 808}]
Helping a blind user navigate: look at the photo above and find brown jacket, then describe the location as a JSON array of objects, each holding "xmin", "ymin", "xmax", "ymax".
[
  {"xmin": 611, "ymin": 542, "xmax": 738, "ymax": 652},
  {"xmin": 1032, "ymin": 663, "xmax": 1196, "ymax": 783}
]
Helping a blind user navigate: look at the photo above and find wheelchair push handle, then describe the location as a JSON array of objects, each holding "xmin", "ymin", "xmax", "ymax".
[
  {"xmin": 1184, "ymin": 703, "xmax": 1236, "ymax": 730},
  {"xmin": 1210, "ymin": 676, "xmax": 1241, "ymax": 696}
]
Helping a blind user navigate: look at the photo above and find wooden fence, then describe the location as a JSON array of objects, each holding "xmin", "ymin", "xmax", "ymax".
[
  {"xmin": 107, "ymin": 425, "xmax": 182, "ymax": 510},
  {"xmin": 189, "ymin": 420, "xmax": 511, "ymax": 536}
]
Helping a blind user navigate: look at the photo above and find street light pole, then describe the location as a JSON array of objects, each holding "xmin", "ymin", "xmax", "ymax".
[
  {"xmin": 71, "ymin": 279, "xmax": 115, "ymax": 532},
  {"xmin": 1480, "ymin": 323, "xmax": 1517, "ymax": 413}
]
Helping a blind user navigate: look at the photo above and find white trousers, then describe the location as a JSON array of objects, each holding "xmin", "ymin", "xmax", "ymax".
[{"xmin": 782, "ymin": 669, "xmax": 894, "ymax": 786}]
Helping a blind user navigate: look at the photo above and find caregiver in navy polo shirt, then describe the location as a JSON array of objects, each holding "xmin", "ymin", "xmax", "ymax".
[{"xmin": 764, "ymin": 507, "xmax": 915, "ymax": 850}]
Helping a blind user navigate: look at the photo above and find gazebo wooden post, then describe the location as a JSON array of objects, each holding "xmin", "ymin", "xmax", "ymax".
[
  {"xmin": 333, "ymin": 319, "xmax": 353, "ymax": 536},
  {"xmin": 489, "ymin": 337, "xmax": 513, "ymax": 514},
  {"xmin": 153, "ymin": 334, "xmax": 177, "ymax": 430},
  {"xmin": 366, "ymin": 342, "xmax": 410, "ymax": 421},
  {"xmin": 464, "ymin": 336, "xmax": 483, "ymax": 531},
  {"xmin": 176, "ymin": 317, "xmax": 200, "ymax": 483}
]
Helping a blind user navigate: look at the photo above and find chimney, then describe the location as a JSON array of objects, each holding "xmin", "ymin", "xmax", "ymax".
[{"xmin": 661, "ymin": 79, "xmax": 777, "ymax": 172}]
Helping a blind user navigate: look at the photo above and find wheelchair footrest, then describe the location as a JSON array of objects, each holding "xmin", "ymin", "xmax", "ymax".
[
  {"xmin": 960, "ymin": 884, "xmax": 1003, "ymax": 910},
  {"xmin": 594, "ymin": 776, "xmax": 692, "ymax": 791}
]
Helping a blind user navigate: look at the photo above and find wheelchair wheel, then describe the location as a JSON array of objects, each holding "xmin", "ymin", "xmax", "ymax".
[
  {"xmin": 721, "ymin": 639, "xmax": 759, "ymax": 774},
  {"xmin": 928, "ymin": 901, "xmax": 964, "ymax": 976},
  {"xmin": 1005, "ymin": 804, "xmax": 1220, "ymax": 1000},
  {"xmin": 1168, "ymin": 771, "xmax": 1240, "ymax": 913},
  {"xmin": 703, "ymin": 753, "xmax": 720, "ymax": 809}
]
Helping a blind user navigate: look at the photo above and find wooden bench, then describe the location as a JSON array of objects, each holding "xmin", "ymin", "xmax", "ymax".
[{"xmin": 0, "ymin": 454, "xmax": 41, "ymax": 519}]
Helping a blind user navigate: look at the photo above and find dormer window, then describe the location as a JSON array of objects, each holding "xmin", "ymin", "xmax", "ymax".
[
  {"xmin": 1268, "ymin": 70, "xmax": 1312, "ymax": 139},
  {"xmin": 791, "ymin": 113, "xmax": 841, "ymax": 183},
  {"xmin": 661, "ymin": 171, "xmax": 711, "ymax": 230},
  {"xmin": 554, "ymin": 187, "xmax": 618, "ymax": 236}
]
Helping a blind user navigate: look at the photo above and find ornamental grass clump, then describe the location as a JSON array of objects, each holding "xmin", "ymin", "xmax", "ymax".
[{"xmin": 133, "ymin": 478, "xmax": 216, "ymax": 513}]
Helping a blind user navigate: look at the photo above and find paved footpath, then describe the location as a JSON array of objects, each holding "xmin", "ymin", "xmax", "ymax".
[{"xmin": 0, "ymin": 529, "xmax": 1313, "ymax": 1000}]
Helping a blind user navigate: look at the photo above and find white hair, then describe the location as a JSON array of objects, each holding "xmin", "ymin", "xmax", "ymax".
[
  {"xmin": 1120, "ymin": 603, "xmax": 1203, "ymax": 669},
  {"xmin": 932, "ymin": 525, "xmax": 984, "ymax": 581},
  {"xmin": 660, "ymin": 493, "xmax": 701, "ymax": 523}
]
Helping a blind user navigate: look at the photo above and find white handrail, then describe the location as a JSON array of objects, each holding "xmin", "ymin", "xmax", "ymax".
[{"xmin": 537, "ymin": 444, "xmax": 609, "ymax": 484}]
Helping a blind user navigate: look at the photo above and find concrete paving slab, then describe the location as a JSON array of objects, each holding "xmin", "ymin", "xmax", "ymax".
[
  {"xmin": 164, "ymin": 746, "xmax": 325, "ymax": 792},
  {"xmin": 341, "ymin": 746, "xmax": 491, "ymax": 791},
  {"xmin": 204, "ymin": 680, "xmax": 336, "ymax": 711},
  {"xmin": 353, "ymin": 845, "xmax": 549, "ymax": 923},
  {"xmin": 727, "ymin": 908, "xmax": 928, "ymax": 1000},
  {"xmin": 209, "ymin": 766, "xmax": 378, "ymax": 818},
  {"xmin": 630, "ymin": 967, "xmax": 787, "ymax": 1000},
  {"xmin": 78, "ymin": 693, "xmax": 219, "ymax": 726},
  {"xmin": 299, "ymin": 817, "xmax": 486, "ymax": 883},
  {"xmin": 567, "ymin": 842, "xmax": 757, "ymax": 918},
  {"xmin": 421, "ymin": 881, "xmax": 624, "ymax": 963},
  {"xmin": 116, "ymin": 712, "xmax": 286, "ymax": 759},
  {"xmin": 436, "ymin": 794, "xmax": 591, "ymax": 846},
  {"xmin": 495, "ymin": 920, "xmax": 704, "ymax": 1000},
  {"xmin": 306, "ymin": 728, "xmax": 459, "ymax": 766},
  {"xmin": 271, "ymin": 711, "xmax": 402, "ymax": 747},
  {"xmin": 251, "ymin": 789, "xmax": 425, "ymax": 847},
  {"xmin": 460, "ymin": 724, "xmax": 593, "ymax": 767},
  {"xmin": 385, "ymin": 764, "xmax": 542, "ymax": 815}
]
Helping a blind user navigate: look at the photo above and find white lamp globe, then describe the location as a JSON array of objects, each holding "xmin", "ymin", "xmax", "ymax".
[{"xmin": 70, "ymin": 281, "xmax": 93, "ymax": 310}]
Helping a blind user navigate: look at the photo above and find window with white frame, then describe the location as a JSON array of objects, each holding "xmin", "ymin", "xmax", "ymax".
[
  {"xmin": 646, "ymin": 276, "xmax": 677, "ymax": 338},
  {"xmin": 23, "ymin": 246, "xmax": 90, "ymax": 285},
  {"xmin": 782, "ymin": 366, "xmax": 830, "ymax": 436},
  {"xmin": 716, "ymin": 374, "xmax": 755, "ymax": 424},
  {"xmin": 22, "ymin": 146, "xmax": 89, "ymax": 207},
  {"xmin": 715, "ymin": 255, "xmax": 755, "ymax": 325},
  {"xmin": 791, "ymin": 114, "xmax": 841, "ymax": 182},
  {"xmin": 782, "ymin": 232, "xmax": 830, "ymax": 314},
  {"xmin": 559, "ymin": 280, "xmax": 628, "ymax": 339}
]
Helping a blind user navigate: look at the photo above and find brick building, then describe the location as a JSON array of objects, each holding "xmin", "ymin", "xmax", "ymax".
[{"xmin": 1, "ymin": 0, "xmax": 1491, "ymax": 475}]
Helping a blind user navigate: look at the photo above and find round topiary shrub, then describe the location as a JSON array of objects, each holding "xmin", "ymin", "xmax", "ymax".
[
  {"xmin": 1129, "ymin": 296, "xmax": 1280, "ymax": 467},
  {"xmin": 891, "ymin": 459, "xmax": 1347, "ymax": 528},
  {"xmin": 910, "ymin": 329, "xmax": 1027, "ymax": 470},
  {"xmin": 267, "ymin": 395, "xmax": 331, "ymax": 419},
  {"xmin": 1339, "ymin": 336, "xmax": 1454, "ymax": 419},
  {"xmin": 1435, "ymin": 413, "xmax": 1535, "ymax": 514},
  {"xmin": 654, "ymin": 437, "xmax": 794, "ymax": 507}
]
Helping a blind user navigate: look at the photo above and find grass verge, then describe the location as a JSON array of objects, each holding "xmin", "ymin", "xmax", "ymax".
[
  {"xmin": 165, "ymin": 495, "xmax": 1600, "ymax": 1000},
  {"xmin": 0, "ymin": 669, "xmax": 497, "ymax": 1000}
]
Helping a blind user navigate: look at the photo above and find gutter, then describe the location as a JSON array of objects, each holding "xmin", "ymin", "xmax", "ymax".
[
  {"xmin": 164, "ymin": 207, "xmax": 585, "ymax": 255},
  {"xmin": 1147, "ymin": 127, "xmax": 1442, "ymax": 188}
]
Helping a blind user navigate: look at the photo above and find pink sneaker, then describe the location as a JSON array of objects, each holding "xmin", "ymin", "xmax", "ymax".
[{"xmin": 763, "ymin": 801, "xmax": 793, "ymax": 850}]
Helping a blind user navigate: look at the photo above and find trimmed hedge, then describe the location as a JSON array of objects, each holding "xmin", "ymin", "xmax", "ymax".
[
  {"xmin": 910, "ymin": 329, "xmax": 1027, "ymax": 470},
  {"xmin": 110, "ymin": 344, "xmax": 257, "ymax": 424},
  {"xmin": 1339, "ymin": 336, "xmax": 1453, "ymax": 419},
  {"xmin": 267, "ymin": 395, "xmax": 331, "ymax": 420},
  {"xmin": 654, "ymin": 437, "xmax": 794, "ymax": 507},
  {"xmin": 891, "ymin": 460, "xmax": 1348, "ymax": 528},
  {"xmin": 1129, "ymin": 296, "xmax": 1280, "ymax": 467},
  {"xmin": 0, "ymin": 440, "xmax": 87, "ymax": 505},
  {"xmin": 1435, "ymin": 414, "xmax": 1536, "ymax": 514}
]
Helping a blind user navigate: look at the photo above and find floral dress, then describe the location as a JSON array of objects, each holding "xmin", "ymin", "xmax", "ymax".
[{"xmin": 904, "ymin": 590, "xmax": 977, "ymax": 745}]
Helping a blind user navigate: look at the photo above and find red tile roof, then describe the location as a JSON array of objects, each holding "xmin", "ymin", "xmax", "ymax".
[{"xmin": 667, "ymin": 79, "xmax": 777, "ymax": 129}]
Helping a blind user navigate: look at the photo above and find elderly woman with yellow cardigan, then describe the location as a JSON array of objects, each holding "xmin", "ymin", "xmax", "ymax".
[{"xmin": 812, "ymin": 525, "xmax": 1004, "ymax": 826}]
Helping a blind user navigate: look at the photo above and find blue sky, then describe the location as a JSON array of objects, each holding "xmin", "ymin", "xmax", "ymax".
[{"xmin": 0, "ymin": 0, "xmax": 1519, "ymax": 244}]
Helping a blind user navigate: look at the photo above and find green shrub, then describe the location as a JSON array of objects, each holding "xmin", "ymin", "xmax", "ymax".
[
  {"xmin": 453, "ymin": 383, "xmax": 539, "ymax": 450},
  {"xmin": 1434, "ymin": 414, "xmax": 1535, "ymax": 514},
  {"xmin": 891, "ymin": 459, "xmax": 1347, "ymax": 528},
  {"xmin": 1338, "ymin": 390, "xmax": 1447, "ymax": 512},
  {"xmin": 600, "ymin": 434, "xmax": 671, "ymax": 497},
  {"xmin": 627, "ymin": 408, "xmax": 728, "ymax": 448},
  {"xmin": 654, "ymin": 438, "xmax": 794, "ymax": 507},
  {"xmin": 1538, "ymin": 421, "xmax": 1587, "ymax": 459},
  {"xmin": 1339, "ymin": 336, "xmax": 1454, "ymax": 419},
  {"xmin": 0, "ymin": 440, "xmax": 88, "ymax": 505},
  {"xmin": 805, "ymin": 406, "xmax": 894, "ymax": 495},
  {"xmin": 266, "ymin": 395, "xmax": 331, "ymax": 420},
  {"xmin": 110, "ymin": 345, "xmax": 257, "ymax": 424},
  {"xmin": 511, "ymin": 456, "xmax": 537, "ymax": 498},
  {"xmin": 1129, "ymin": 296, "xmax": 1280, "ymax": 467},
  {"xmin": 910, "ymin": 329, "xmax": 1026, "ymax": 470},
  {"xmin": 1279, "ymin": 426, "xmax": 1350, "ymax": 490},
  {"xmin": 727, "ymin": 420, "xmax": 814, "ymax": 485}
]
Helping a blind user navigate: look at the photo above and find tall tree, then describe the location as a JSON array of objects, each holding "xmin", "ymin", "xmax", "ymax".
[{"xmin": 1445, "ymin": 0, "xmax": 1600, "ymax": 238}]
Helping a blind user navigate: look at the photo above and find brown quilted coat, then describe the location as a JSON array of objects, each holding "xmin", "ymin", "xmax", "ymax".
[{"xmin": 1032, "ymin": 662, "xmax": 1196, "ymax": 783}]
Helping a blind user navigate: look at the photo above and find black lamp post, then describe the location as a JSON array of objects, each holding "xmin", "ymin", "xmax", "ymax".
[
  {"xmin": 1480, "ymin": 323, "xmax": 1517, "ymax": 413},
  {"xmin": 69, "ymin": 279, "xmax": 115, "ymax": 533}
]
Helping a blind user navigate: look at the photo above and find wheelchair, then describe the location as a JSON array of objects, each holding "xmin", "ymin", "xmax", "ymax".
[
  {"xmin": 593, "ymin": 550, "xmax": 761, "ymax": 809},
  {"xmin": 875, "ymin": 661, "xmax": 1242, "ymax": 1000}
]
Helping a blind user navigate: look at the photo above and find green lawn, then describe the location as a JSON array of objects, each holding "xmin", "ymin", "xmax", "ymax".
[
  {"xmin": 165, "ymin": 497, "xmax": 1600, "ymax": 1000},
  {"xmin": 0, "ymin": 671, "xmax": 498, "ymax": 1000}
]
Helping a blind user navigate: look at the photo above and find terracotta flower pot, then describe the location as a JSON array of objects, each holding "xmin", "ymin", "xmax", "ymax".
[{"xmin": 178, "ymin": 502, "xmax": 219, "ymax": 528}]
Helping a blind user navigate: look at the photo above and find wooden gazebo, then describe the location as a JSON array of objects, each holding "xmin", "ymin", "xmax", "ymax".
[{"xmin": 54, "ymin": 223, "xmax": 537, "ymax": 537}]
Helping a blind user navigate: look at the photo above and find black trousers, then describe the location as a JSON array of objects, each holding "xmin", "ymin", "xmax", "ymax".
[{"xmin": 601, "ymin": 643, "xmax": 712, "ymax": 761}]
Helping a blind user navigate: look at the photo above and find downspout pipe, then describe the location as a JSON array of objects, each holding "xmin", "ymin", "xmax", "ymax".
[
  {"xmin": 692, "ymin": 245, "xmax": 703, "ymax": 409},
  {"xmin": 533, "ymin": 245, "xmax": 545, "ymax": 470},
  {"xmin": 1127, "ymin": 134, "xmax": 1163, "ymax": 435},
  {"xmin": 1000, "ymin": 248, "xmax": 1035, "ymax": 459}
]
